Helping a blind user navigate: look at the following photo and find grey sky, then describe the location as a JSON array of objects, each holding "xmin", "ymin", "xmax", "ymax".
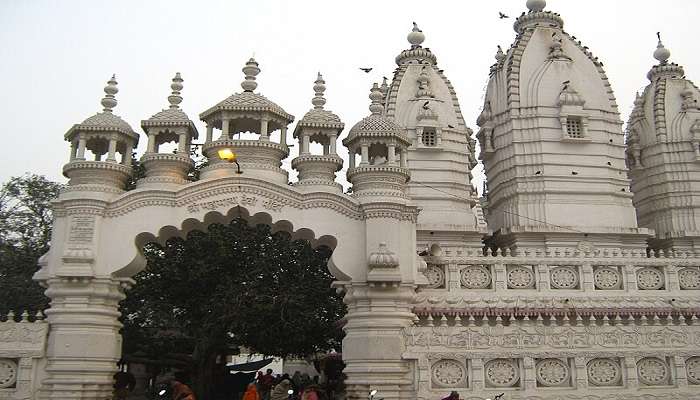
[{"xmin": 1, "ymin": 0, "xmax": 698, "ymax": 190}]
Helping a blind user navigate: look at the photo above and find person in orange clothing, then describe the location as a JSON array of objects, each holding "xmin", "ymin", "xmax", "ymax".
[
  {"xmin": 170, "ymin": 372, "xmax": 196, "ymax": 400},
  {"xmin": 242, "ymin": 382, "xmax": 260, "ymax": 400}
]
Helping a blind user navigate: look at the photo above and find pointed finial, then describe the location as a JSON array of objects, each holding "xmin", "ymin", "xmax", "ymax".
[
  {"xmin": 241, "ymin": 58, "xmax": 260, "ymax": 92},
  {"xmin": 407, "ymin": 22, "xmax": 425, "ymax": 48},
  {"xmin": 526, "ymin": 0, "xmax": 546, "ymax": 12},
  {"xmin": 495, "ymin": 45, "xmax": 506, "ymax": 62},
  {"xmin": 101, "ymin": 74, "xmax": 118, "ymax": 112},
  {"xmin": 168, "ymin": 72, "xmax": 183, "ymax": 109},
  {"xmin": 311, "ymin": 72, "xmax": 327, "ymax": 109},
  {"xmin": 368, "ymin": 83, "xmax": 384, "ymax": 115},
  {"xmin": 654, "ymin": 32, "xmax": 671, "ymax": 64}
]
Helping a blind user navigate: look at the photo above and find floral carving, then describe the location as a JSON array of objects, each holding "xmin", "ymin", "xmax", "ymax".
[
  {"xmin": 536, "ymin": 358, "xmax": 570, "ymax": 387},
  {"xmin": 637, "ymin": 357, "xmax": 669, "ymax": 386},
  {"xmin": 550, "ymin": 266, "xmax": 579, "ymax": 289},
  {"xmin": 587, "ymin": 358, "xmax": 621, "ymax": 386},
  {"xmin": 679, "ymin": 267, "xmax": 700, "ymax": 290},
  {"xmin": 431, "ymin": 359, "xmax": 466, "ymax": 387},
  {"xmin": 460, "ymin": 265, "xmax": 492, "ymax": 289},
  {"xmin": 484, "ymin": 358, "xmax": 520, "ymax": 387},
  {"xmin": 687, "ymin": 356, "xmax": 700, "ymax": 385},
  {"xmin": 506, "ymin": 266, "xmax": 535, "ymax": 289},
  {"xmin": 425, "ymin": 265, "xmax": 446, "ymax": 289},
  {"xmin": 594, "ymin": 267, "xmax": 622, "ymax": 290},
  {"xmin": 0, "ymin": 359, "xmax": 17, "ymax": 388},
  {"xmin": 637, "ymin": 267, "xmax": 664, "ymax": 290}
]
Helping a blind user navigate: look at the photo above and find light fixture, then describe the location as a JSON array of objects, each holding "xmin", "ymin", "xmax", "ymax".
[
  {"xmin": 159, "ymin": 389, "xmax": 167, "ymax": 396},
  {"xmin": 287, "ymin": 389, "xmax": 294, "ymax": 395},
  {"xmin": 217, "ymin": 148, "xmax": 243, "ymax": 174}
]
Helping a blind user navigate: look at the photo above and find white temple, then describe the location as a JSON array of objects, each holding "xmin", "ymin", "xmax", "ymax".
[{"xmin": 1, "ymin": 0, "xmax": 698, "ymax": 399}]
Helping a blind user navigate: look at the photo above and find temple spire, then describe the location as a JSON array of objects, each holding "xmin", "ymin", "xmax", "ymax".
[
  {"xmin": 654, "ymin": 32, "xmax": 671, "ymax": 65},
  {"xmin": 407, "ymin": 22, "xmax": 425, "ymax": 49},
  {"xmin": 368, "ymin": 83, "xmax": 384, "ymax": 115},
  {"xmin": 241, "ymin": 58, "xmax": 260, "ymax": 92}
]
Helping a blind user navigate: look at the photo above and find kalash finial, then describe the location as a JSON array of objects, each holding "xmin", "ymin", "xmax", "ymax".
[
  {"xmin": 101, "ymin": 74, "xmax": 118, "ymax": 112},
  {"xmin": 241, "ymin": 57, "xmax": 261, "ymax": 92},
  {"xmin": 654, "ymin": 32, "xmax": 671, "ymax": 64},
  {"xmin": 368, "ymin": 83, "xmax": 384, "ymax": 115},
  {"xmin": 311, "ymin": 72, "xmax": 327, "ymax": 110},
  {"xmin": 526, "ymin": 0, "xmax": 546, "ymax": 12},
  {"xmin": 168, "ymin": 72, "xmax": 183, "ymax": 109},
  {"xmin": 407, "ymin": 22, "xmax": 425, "ymax": 49},
  {"xmin": 495, "ymin": 45, "xmax": 506, "ymax": 63}
]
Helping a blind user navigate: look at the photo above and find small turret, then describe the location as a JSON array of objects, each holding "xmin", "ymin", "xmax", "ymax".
[{"xmin": 63, "ymin": 75, "xmax": 138, "ymax": 190}]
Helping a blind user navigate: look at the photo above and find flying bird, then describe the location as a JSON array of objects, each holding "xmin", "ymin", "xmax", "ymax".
[
  {"xmin": 359, "ymin": 67, "xmax": 373, "ymax": 73},
  {"xmin": 422, "ymin": 101, "xmax": 430, "ymax": 110},
  {"xmin": 499, "ymin": 12, "xmax": 509, "ymax": 19},
  {"xmin": 562, "ymin": 80, "xmax": 570, "ymax": 90},
  {"xmin": 494, "ymin": 394, "xmax": 505, "ymax": 400}
]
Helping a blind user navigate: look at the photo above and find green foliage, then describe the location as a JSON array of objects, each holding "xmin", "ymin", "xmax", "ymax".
[
  {"xmin": 120, "ymin": 216, "xmax": 346, "ymax": 364},
  {"xmin": 0, "ymin": 174, "xmax": 62, "ymax": 314}
]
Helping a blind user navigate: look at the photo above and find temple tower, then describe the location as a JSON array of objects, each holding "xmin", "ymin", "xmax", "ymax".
[
  {"xmin": 199, "ymin": 58, "xmax": 295, "ymax": 183},
  {"xmin": 291, "ymin": 73, "xmax": 344, "ymax": 192},
  {"xmin": 626, "ymin": 37, "xmax": 700, "ymax": 253},
  {"xmin": 477, "ymin": 0, "xmax": 651, "ymax": 251},
  {"xmin": 385, "ymin": 24, "xmax": 487, "ymax": 253},
  {"xmin": 139, "ymin": 73, "xmax": 199, "ymax": 187}
]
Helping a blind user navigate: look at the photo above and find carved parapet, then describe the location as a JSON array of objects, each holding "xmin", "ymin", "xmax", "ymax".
[
  {"xmin": 62, "ymin": 160, "xmax": 131, "ymax": 190},
  {"xmin": 139, "ymin": 152, "xmax": 193, "ymax": 186},
  {"xmin": 347, "ymin": 165, "xmax": 410, "ymax": 198},
  {"xmin": 291, "ymin": 154, "xmax": 343, "ymax": 190}
]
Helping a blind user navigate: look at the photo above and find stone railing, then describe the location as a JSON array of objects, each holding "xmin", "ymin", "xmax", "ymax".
[{"xmin": 0, "ymin": 311, "xmax": 48, "ymax": 399}]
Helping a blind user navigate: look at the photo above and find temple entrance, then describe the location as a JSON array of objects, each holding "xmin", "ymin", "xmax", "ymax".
[{"xmin": 120, "ymin": 216, "xmax": 347, "ymax": 399}]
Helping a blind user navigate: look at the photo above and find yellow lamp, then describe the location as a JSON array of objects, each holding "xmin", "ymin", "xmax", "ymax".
[
  {"xmin": 217, "ymin": 148, "xmax": 243, "ymax": 174},
  {"xmin": 217, "ymin": 148, "xmax": 237, "ymax": 162}
]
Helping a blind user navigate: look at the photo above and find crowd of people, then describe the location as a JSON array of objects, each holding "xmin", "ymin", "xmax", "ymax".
[{"xmin": 244, "ymin": 369, "xmax": 326, "ymax": 400}]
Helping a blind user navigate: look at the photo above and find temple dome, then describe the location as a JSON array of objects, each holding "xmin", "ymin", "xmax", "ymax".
[{"xmin": 200, "ymin": 91, "xmax": 294, "ymax": 123}]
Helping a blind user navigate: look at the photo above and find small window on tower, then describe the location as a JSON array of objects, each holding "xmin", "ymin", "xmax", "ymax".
[
  {"xmin": 422, "ymin": 128, "xmax": 437, "ymax": 146},
  {"xmin": 566, "ymin": 117, "xmax": 583, "ymax": 138}
]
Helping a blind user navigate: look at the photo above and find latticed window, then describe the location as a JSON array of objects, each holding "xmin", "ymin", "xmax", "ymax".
[
  {"xmin": 566, "ymin": 118, "xmax": 583, "ymax": 138},
  {"xmin": 422, "ymin": 129, "xmax": 437, "ymax": 146}
]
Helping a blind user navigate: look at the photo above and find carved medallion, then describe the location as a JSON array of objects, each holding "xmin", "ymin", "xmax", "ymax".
[
  {"xmin": 679, "ymin": 267, "xmax": 700, "ymax": 290},
  {"xmin": 686, "ymin": 356, "xmax": 700, "ymax": 385},
  {"xmin": 637, "ymin": 357, "xmax": 669, "ymax": 386},
  {"xmin": 593, "ymin": 267, "xmax": 622, "ymax": 290},
  {"xmin": 506, "ymin": 266, "xmax": 535, "ymax": 289},
  {"xmin": 536, "ymin": 358, "xmax": 570, "ymax": 387},
  {"xmin": 484, "ymin": 358, "xmax": 519, "ymax": 387},
  {"xmin": 0, "ymin": 359, "xmax": 17, "ymax": 389},
  {"xmin": 587, "ymin": 358, "xmax": 621, "ymax": 386},
  {"xmin": 550, "ymin": 266, "xmax": 579, "ymax": 289},
  {"xmin": 425, "ymin": 265, "xmax": 445, "ymax": 289},
  {"xmin": 637, "ymin": 267, "xmax": 664, "ymax": 290},
  {"xmin": 431, "ymin": 359, "xmax": 466, "ymax": 387},
  {"xmin": 460, "ymin": 265, "xmax": 492, "ymax": 289}
]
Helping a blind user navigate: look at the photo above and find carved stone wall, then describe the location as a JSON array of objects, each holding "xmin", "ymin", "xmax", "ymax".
[{"xmin": 0, "ymin": 313, "xmax": 48, "ymax": 400}]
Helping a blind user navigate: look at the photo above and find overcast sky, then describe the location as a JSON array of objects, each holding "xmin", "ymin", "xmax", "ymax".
[{"xmin": 1, "ymin": 0, "xmax": 698, "ymax": 190}]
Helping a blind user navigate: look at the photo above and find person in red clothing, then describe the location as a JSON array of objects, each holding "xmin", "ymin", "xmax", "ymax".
[{"xmin": 258, "ymin": 369, "xmax": 275, "ymax": 400}]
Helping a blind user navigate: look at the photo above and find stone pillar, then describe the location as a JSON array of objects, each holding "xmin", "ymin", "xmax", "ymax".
[
  {"xmin": 674, "ymin": 356, "xmax": 688, "ymax": 387},
  {"xmin": 574, "ymin": 357, "xmax": 588, "ymax": 389},
  {"xmin": 360, "ymin": 145, "xmax": 369, "ymax": 165},
  {"xmin": 205, "ymin": 124, "xmax": 213, "ymax": 143},
  {"xmin": 146, "ymin": 133, "xmax": 156, "ymax": 153},
  {"xmin": 302, "ymin": 134, "xmax": 310, "ymax": 154},
  {"xmin": 221, "ymin": 119, "xmax": 230, "ymax": 139},
  {"xmin": 522, "ymin": 357, "xmax": 536, "ymax": 390},
  {"xmin": 107, "ymin": 138, "xmax": 117, "ymax": 161},
  {"xmin": 349, "ymin": 151, "xmax": 356, "ymax": 169},
  {"xmin": 323, "ymin": 144, "xmax": 330, "ymax": 155},
  {"xmin": 260, "ymin": 119, "xmax": 269, "ymax": 141},
  {"xmin": 623, "ymin": 356, "xmax": 637, "ymax": 388},
  {"xmin": 123, "ymin": 142, "xmax": 133, "ymax": 166},
  {"xmin": 330, "ymin": 134, "xmax": 337, "ymax": 154},
  {"xmin": 76, "ymin": 136, "xmax": 87, "ymax": 160},
  {"xmin": 280, "ymin": 126, "xmax": 288, "ymax": 147},
  {"xmin": 70, "ymin": 142, "xmax": 78, "ymax": 160},
  {"xmin": 387, "ymin": 144, "xmax": 396, "ymax": 165},
  {"xmin": 40, "ymin": 276, "xmax": 131, "ymax": 399},
  {"xmin": 400, "ymin": 149, "xmax": 408, "ymax": 168},
  {"xmin": 178, "ymin": 132, "xmax": 188, "ymax": 154}
]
